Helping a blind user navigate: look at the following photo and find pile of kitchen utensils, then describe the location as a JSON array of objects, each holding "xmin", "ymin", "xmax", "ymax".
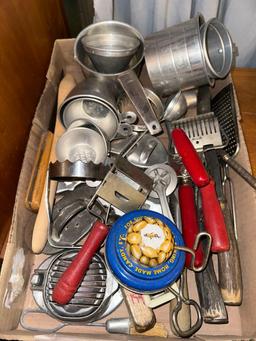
[{"xmin": 22, "ymin": 13, "xmax": 256, "ymax": 338}]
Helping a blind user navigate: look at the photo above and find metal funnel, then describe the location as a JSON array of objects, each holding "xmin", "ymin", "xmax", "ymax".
[{"xmin": 79, "ymin": 22, "xmax": 141, "ymax": 74}]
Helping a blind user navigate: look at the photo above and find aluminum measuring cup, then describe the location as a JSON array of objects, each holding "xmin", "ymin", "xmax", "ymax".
[
  {"xmin": 145, "ymin": 14, "xmax": 233, "ymax": 97},
  {"xmin": 74, "ymin": 21, "xmax": 162, "ymax": 135}
]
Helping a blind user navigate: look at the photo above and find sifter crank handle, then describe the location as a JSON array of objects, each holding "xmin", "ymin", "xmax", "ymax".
[{"xmin": 52, "ymin": 221, "xmax": 109, "ymax": 305}]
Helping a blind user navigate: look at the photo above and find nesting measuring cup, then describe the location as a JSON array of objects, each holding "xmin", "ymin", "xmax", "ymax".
[{"xmin": 74, "ymin": 21, "xmax": 162, "ymax": 135}]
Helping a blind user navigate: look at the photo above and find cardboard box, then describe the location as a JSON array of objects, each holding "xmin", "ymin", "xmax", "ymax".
[{"xmin": 0, "ymin": 39, "xmax": 256, "ymax": 340}]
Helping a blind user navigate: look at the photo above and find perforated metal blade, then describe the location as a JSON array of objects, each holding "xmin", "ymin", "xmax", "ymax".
[{"xmin": 170, "ymin": 112, "xmax": 225, "ymax": 152}]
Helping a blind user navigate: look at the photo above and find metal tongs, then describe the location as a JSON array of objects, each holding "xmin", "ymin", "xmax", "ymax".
[{"xmin": 169, "ymin": 271, "xmax": 203, "ymax": 338}]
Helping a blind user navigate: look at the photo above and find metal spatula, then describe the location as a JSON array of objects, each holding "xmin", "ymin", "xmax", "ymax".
[{"xmin": 170, "ymin": 112, "xmax": 225, "ymax": 152}]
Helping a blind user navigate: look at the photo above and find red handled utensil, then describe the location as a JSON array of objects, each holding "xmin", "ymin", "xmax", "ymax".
[
  {"xmin": 52, "ymin": 220, "xmax": 109, "ymax": 305},
  {"xmin": 52, "ymin": 157, "xmax": 153, "ymax": 305},
  {"xmin": 178, "ymin": 180, "xmax": 204, "ymax": 268},
  {"xmin": 171, "ymin": 128, "xmax": 229, "ymax": 253}
]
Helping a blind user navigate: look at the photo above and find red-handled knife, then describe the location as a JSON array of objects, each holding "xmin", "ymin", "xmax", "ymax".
[
  {"xmin": 52, "ymin": 220, "xmax": 109, "ymax": 305},
  {"xmin": 171, "ymin": 128, "xmax": 229, "ymax": 253},
  {"xmin": 178, "ymin": 182, "xmax": 204, "ymax": 268}
]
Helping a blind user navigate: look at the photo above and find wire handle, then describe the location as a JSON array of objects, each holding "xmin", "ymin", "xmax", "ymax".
[
  {"xmin": 20, "ymin": 308, "xmax": 67, "ymax": 333},
  {"xmin": 175, "ymin": 232, "xmax": 212, "ymax": 272}
]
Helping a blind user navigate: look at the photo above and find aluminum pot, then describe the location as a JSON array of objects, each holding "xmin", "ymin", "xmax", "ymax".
[
  {"xmin": 74, "ymin": 21, "xmax": 162, "ymax": 135},
  {"xmin": 145, "ymin": 14, "xmax": 233, "ymax": 97},
  {"xmin": 59, "ymin": 78, "xmax": 119, "ymax": 140}
]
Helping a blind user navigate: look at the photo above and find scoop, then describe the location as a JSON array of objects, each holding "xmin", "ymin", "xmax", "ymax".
[{"xmin": 163, "ymin": 92, "xmax": 187, "ymax": 122}]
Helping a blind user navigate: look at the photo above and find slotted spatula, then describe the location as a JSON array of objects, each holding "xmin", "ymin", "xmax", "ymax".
[{"xmin": 170, "ymin": 112, "xmax": 225, "ymax": 152}]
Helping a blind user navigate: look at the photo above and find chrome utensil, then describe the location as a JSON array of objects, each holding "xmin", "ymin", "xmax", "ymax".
[
  {"xmin": 48, "ymin": 183, "xmax": 108, "ymax": 249},
  {"xmin": 170, "ymin": 112, "xmax": 226, "ymax": 152},
  {"xmin": 126, "ymin": 134, "xmax": 168, "ymax": 168},
  {"xmin": 62, "ymin": 98, "xmax": 119, "ymax": 140},
  {"xmin": 49, "ymin": 160, "xmax": 109, "ymax": 181},
  {"xmin": 163, "ymin": 92, "xmax": 187, "ymax": 122},
  {"xmin": 145, "ymin": 164, "xmax": 178, "ymax": 221},
  {"xmin": 82, "ymin": 27, "xmax": 140, "ymax": 74},
  {"xmin": 55, "ymin": 126, "xmax": 108, "ymax": 164},
  {"xmin": 208, "ymin": 84, "xmax": 243, "ymax": 305},
  {"xmin": 74, "ymin": 21, "xmax": 162, "ymax": 135},
  {"xmin": 118, "ymin": 88, "xmax": 164, "ymax": 121},
  {"xmin": 200, "ymin": 18, "xmax": 233, "ymax": 79},
  {"xmin": 195, "ymin": 194, "xmax": 228, "ymax": 323},
  {"xmin": 211, "ymin": 84, "xmax": 256, "ymax": 190}
]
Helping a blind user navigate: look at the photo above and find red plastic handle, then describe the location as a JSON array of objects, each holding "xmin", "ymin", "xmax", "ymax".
[
  {"xmin": 178, "ymin": 183, "xmax": 204, "ymax": 268},
  {"xmin": 200, "ymin": 179, "xmax": 230, "ymax": 253},
  {"xmin": 52, "ymin": 220, "xmax": 109, "ymax": 305},
  {"xmin": 171, "ymin": 128, "xmax": 209, "ymax": 187}
]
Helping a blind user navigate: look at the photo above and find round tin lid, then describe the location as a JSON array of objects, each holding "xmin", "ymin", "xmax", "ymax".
[{"xmin": 105, "ymin": 209, "xmax": 185, "ymax": 293}]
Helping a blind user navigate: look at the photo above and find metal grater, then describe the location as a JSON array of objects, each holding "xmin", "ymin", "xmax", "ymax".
[
  {"xmin": 31, "ymin": 251, "xmax": 120, "ymax": 322},
  {"xmin": 169, "ymin": 112, "xmax": 225, "ymax": 152},
  {"xmin": 211, "ymin": 83, "xmax": 239, "ymax": 157}
]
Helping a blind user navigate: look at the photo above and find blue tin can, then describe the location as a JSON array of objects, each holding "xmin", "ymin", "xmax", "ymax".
[{"xmin": 105, "ymin": 209, "xmax": 185, "ymax": 293}]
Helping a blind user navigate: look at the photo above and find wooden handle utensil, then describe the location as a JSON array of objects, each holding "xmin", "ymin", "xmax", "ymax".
[{"xmin": 31, "ymin": 74, "xmax": 75, "ymax": 253}]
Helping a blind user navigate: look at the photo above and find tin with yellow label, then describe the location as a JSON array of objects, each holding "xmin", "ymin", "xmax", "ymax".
[{"xmin": 105, "ymin": 209, "xmax": 185, "ymax": 293}]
